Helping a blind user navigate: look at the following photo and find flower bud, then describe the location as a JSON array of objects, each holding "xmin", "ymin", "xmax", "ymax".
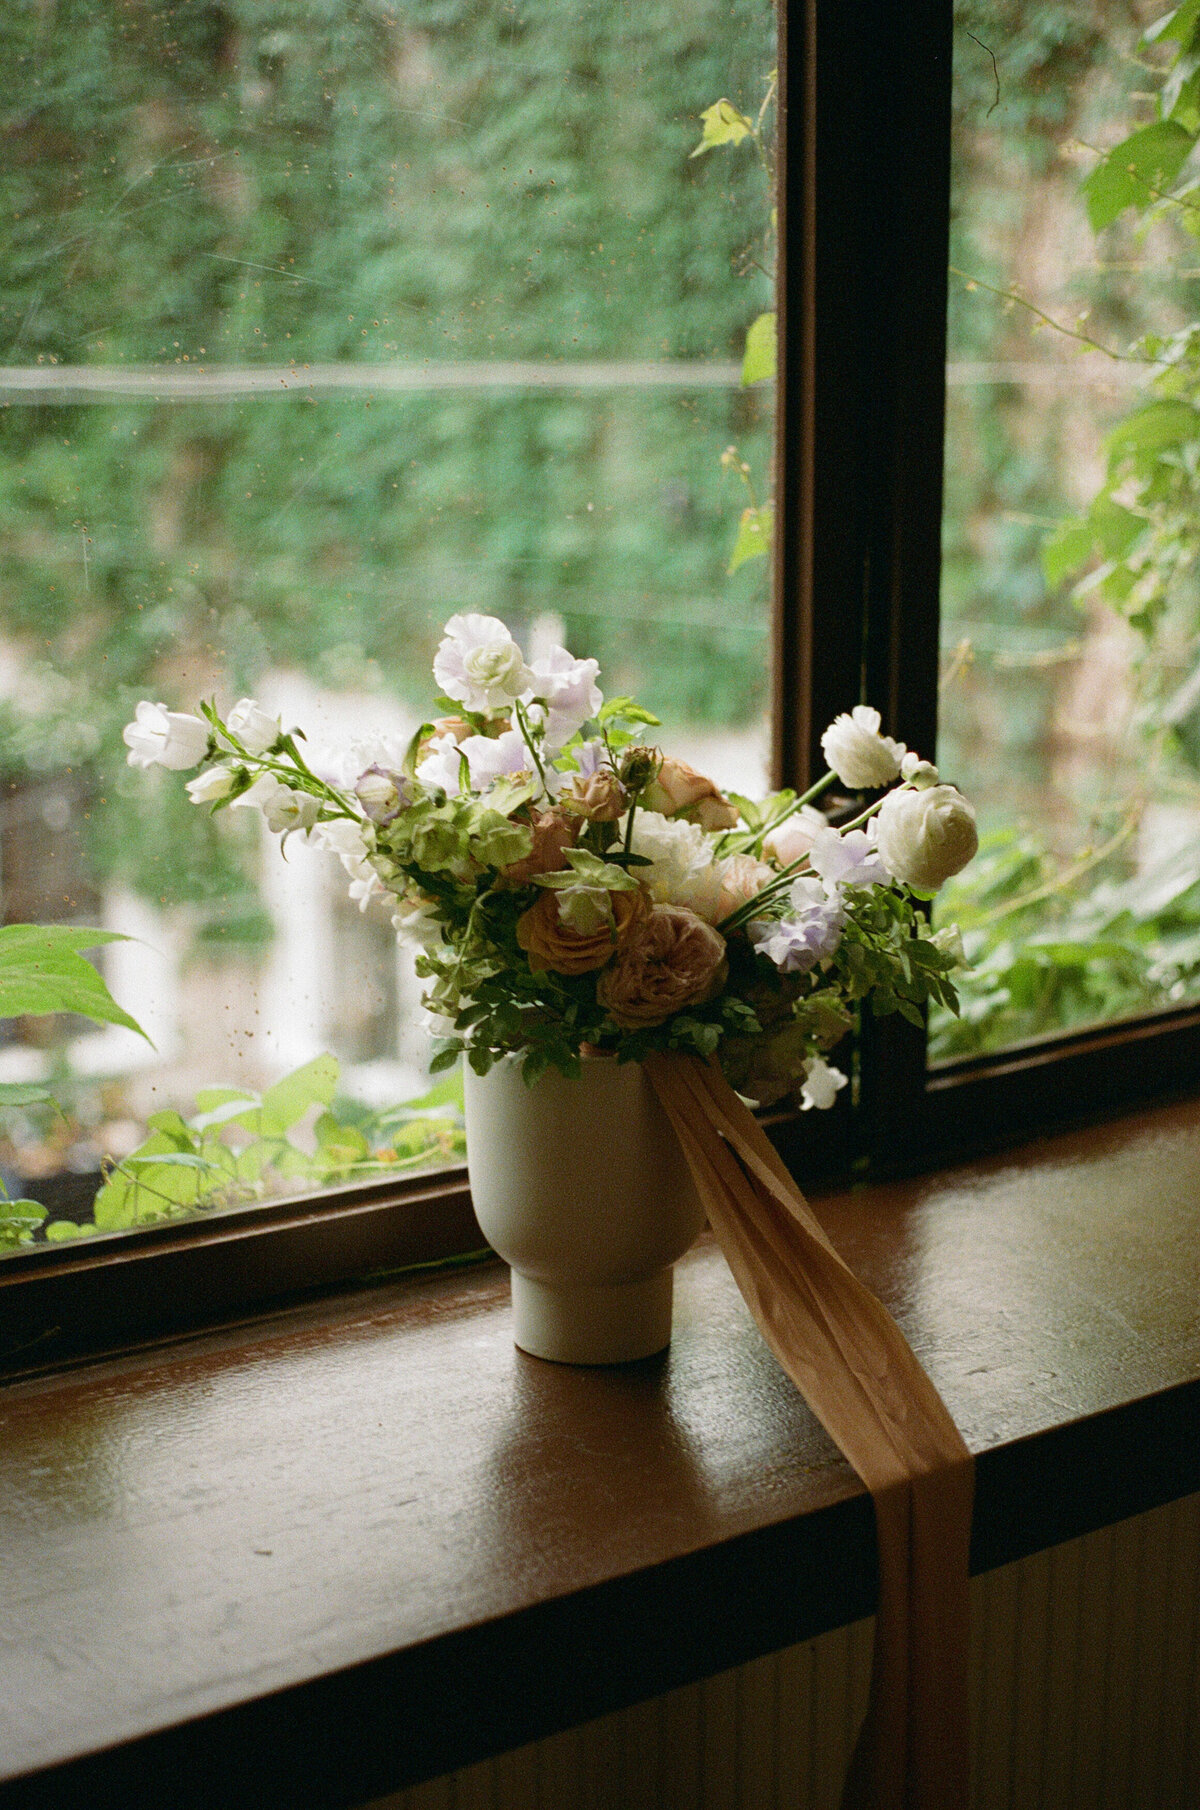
[{"xmin": 875, "ymin": 785, "xmax": 978, "ymax": 891}]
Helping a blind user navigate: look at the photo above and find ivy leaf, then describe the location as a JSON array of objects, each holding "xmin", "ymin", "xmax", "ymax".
[
  {"xmin": 1082, "ymin": 120, "xmax": 1195, "ymax": 230},
  {"xmin": 689, "ymin": 98, "xmax": 753, "ymax": 158},
  {"xmin": 728, "ymin": 505, "xmax": 773, "ymax": 574},
  {"xmin": 0, "ymin": 1082, "xmax": 54, "ymax": 1109},
  {"xmin": 741, "ymin": 312, "xmax": 776, "ymax": 386},
  {"xmin": 0, "ymin": 924, "xmax": 150, "ymax": 1041},
  {"xmin": 1104, "ymin": 398, "xmax": 1200, "ymax": 469}
]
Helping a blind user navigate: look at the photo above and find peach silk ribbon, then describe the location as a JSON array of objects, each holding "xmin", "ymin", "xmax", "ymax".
[{"xmin": 644, "ymin": 1052, "xmax": 974, "ymax": 1810}]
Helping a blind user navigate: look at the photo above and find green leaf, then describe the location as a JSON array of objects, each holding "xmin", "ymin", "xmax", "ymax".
[
  {"xmin": 1082, "ymin": 120, "xmax": 1195, "ymax": 230},
  {"xmin": 597, "ymin": 697, "xmax": 661, "ymax": 727},
  {"xmin": 1146, "ymin": 0, "xmax": 1200, "ymax": 49},
  {"xmin": 0, "ymin": 1082, "xmax": 55, "ymax": 1109},
  {"xmin": 0, "ymin": 925, "xmax": 150, "ymax": 1041},
  {"xmin": 258, "ymin": 1054, "xmax": 340, "ymax": 1136},
  {"xmin": 689, "ymin": 98, "xmax": 753, "ymax": 158},
  {"xmin": 741, "ymin": 312, "xmax": 776, "ymax": 386},
  {"xmin": 1105, "ymin": 398, "xmax": 1200, "ymax": 465},
  {"xmin": 534, "ymin": 848, "xmax": 641, "ymax": 891},
  {"xmin": 728, "ymin": 505, "xmax": 773, "ymax": 574},
  {"xmin": 1041, "ymin": 517, "xmax": 1096, "ymax": 589}
]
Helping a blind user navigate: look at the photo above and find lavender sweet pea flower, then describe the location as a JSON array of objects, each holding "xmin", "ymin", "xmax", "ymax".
[
  {"xmin": 462, "ymin": 727, "xmax": 562, "ymax": 795},
  {"xmin": 807, "ymin": 825, "xmax": 888, "ymax": 890},
  {"xmin": 749, "ymin": 878, "xmax": 846, "ymax": 974},
  {"xmin": 526, "ymin": 645, "xmax": 603, "ymax": 751}
]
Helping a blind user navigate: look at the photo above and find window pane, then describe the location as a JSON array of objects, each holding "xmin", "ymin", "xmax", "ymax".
[
  {"xmin": 0, "ymin": 1, "xmax": 775, "ymax": 1247},
  {"xmin": 934, "ymin": 3, "xmax": 1200, "ymax": 1061}
]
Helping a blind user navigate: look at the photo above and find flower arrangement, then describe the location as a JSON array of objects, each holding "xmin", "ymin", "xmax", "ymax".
[{"xmin": 124, "ymin": 615, "xmax": 978, "ymax": 1109}]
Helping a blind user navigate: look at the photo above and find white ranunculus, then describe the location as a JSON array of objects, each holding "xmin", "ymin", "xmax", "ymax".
[
  {"xmin": 627, "ymin": 810, "xmax": 727, "ymax": 923},
  {"xmin": 123, "ymin": 701, "xmax": 209, "ymax": 771},
  {"xmin": 433, "ymin": 612, "xmax": 534, "ymax": 711},
  {"xmin": 185, "ymin": 764, "xmax": 238, "ymax": 803},
  {"xmin": 820, "ymin": 705, "xmax": 905, "ymax": 790},
  {"xmin": 799, "ymin": 1056, "xmax": 848, "ymax": 1112},
  {"xmin": 875, "ymin": 784, "xmax": 978, "ymax": 891},
  {"xmin": 526, "ymin": 645, "xmax": 603, "ymax": 751},
  {"xmin": 226, "ymin": 697, "xmax": 282, "ymax": 755}
]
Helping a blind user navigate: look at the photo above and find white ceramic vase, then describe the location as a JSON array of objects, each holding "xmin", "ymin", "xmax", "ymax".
[{"xmin": 463, "ymin": 1052, "xmax": 706, "ymax": 1365}]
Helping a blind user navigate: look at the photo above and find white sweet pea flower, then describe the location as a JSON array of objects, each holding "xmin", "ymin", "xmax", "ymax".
[
  {"xmin": 262, "ymin": 786, "xmax": 321, "ymax": 838},
  {"xmin": 433, "ymin": 612, "xmax": 534, "ymax": 711},
  {"xmin": 930, "ymin": 922, "xmax": 967, "ymax": 968},
  {"xmin": 185, "ymin": 764, "xmax": 238, "ymax": 803},
  {"xmin": 461, "ymin": 728, "xmax": 550, "ymax": 793},
  {"xmin": 230, "ymin": 772, "xmax": 289, "ymax": 815},
  {"xmin": 348, "ymin": 871, "xmax": 388, "ymax": 913},
  {"xmin": 800, "ymin": 1056, "xmax": 849, "ymax": 1112},
  {"xmin": 123, "ymin": 701, "xmax": 209, "ymax": 771},
  {"xmin": 313, "ymin": 816, "xmax": 375, "ymax": 880},
  {"xmin": 415, "ymin": 731, "xmax": 469, "ymax": 795},
  {"xmin": 875, "ymin": 785, "xmax": 978, "ymax": 891},
  {"xmin": 525, "ymin": 644, "xmax": 603, "ymax": 750},
  {"xmin": 394, "ymin": 896, "xmax": 444, "ymax": 951},
  {"xmin": 226, "ymin": 697, "xmax": 282, "ymax": 755},
  {"xmin": 627, "ymin": 810, "xmax": 727, "ymax": 923},
  {"xmin": 807, "ymin": 825, "xmax": 888, "ymax": 890},
  {"xmin": 820, "ymin": 705, "xmax": 905, "ymax": 790}
]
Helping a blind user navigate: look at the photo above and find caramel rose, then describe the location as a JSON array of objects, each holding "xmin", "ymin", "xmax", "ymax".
[
  {"xmin": 596, "ymin": 904, "xmax": 728, "ymax": 1027},
  {"xmin": 498, "ymin": 808, "xmax": 578, "ymax": 887},
  {"xmin": 516, "ymin": 884, "xmax": 649, "ymax": 976},
  {"xmin": 565, "ymin": 767, "xmax": 627, "ymax": 822},
  {"xmin": 641, "ymin": 755, "xmax": 739, "ymax": 831}
]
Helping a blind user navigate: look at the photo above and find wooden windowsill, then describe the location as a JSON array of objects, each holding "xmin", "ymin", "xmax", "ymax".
[{"xmin": 2, "ymin": 1096, "xmax": 1199, "ymax": 1809}]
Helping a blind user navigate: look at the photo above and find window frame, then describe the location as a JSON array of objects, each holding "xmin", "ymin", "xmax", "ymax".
[{"xmin": 4, "ymin": 0, "xmax": 1200, "ymax": 1372}]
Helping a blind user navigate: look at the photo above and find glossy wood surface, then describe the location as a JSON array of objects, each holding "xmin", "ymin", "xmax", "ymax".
[{"xmin": 2, "ymin": 1098, "xmax": 1199, "ymax": 1807}]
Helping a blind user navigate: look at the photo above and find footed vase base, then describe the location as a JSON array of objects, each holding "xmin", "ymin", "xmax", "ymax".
[{"xmin": 511, "ymin": 1269, "xmax": 674, "ymax": 1365}]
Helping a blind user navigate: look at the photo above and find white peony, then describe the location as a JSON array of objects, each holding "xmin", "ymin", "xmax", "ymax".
[
  {"xmin": 123, "ymin": 701, "xmax": 209, "ymax": 771},
  {"xmin": 433, "ymin": 612, "xmax": 534, "ymax": 712},
  {"xmin": 820, "ymin": 705, "xmax": 905, "ymax": 790},
  {"xmin": 875, "ymin": 784, "xmax": 978, "ymax": 891},
  {"xmin": 627, "ymin": 810, "xmax": 728, "ymax": 924},
  {"xmin": 226, "ymin": 697, "xmax": 282, "ymax": 755}
]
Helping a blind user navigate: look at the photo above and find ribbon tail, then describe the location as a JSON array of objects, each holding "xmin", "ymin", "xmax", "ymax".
[{"xmin": 644, "ymin": 1051, "xmax": 973, "ymax": 1810}]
